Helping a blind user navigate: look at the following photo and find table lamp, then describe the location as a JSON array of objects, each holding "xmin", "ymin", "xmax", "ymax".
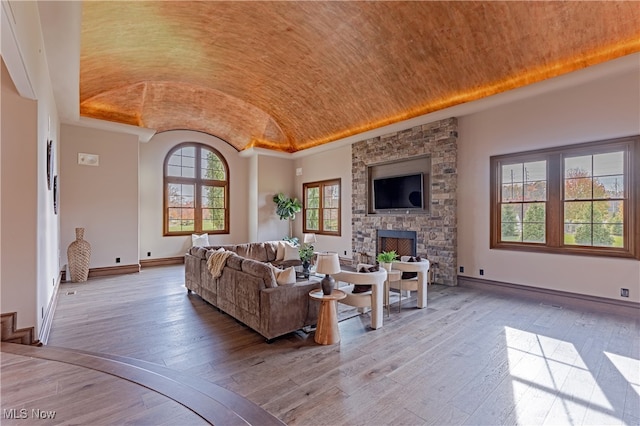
[{"xmin": 315, "ymin": 252, "xmax": 341, "ymax": 295}]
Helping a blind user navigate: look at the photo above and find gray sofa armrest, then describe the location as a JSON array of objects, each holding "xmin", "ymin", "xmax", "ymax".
[
  {"xmin": 259, "ymin": 280, "xmax": 321, "ymax": 339},
  {"xmin": 185, "ymin": 253, "xmax": 202, "ymax": 294}
]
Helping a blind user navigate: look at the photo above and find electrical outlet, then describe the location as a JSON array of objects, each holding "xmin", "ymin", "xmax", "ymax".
[
  {"xmin": 621, "ymin": 288, "xmax": 629, "ymax": 297},
  {"xmin": 480, "ymin": 269, "xmax": 484, "ymax": 276},
  {"xmin": 116, "ymin": 257, "xmax": 121, "ymax": 263},
  {"xmin": 147, "ymin": 252, "xmax": 151, "ymax": 257},
  {"xmin": 459, "ymin": 266, "xmax": 464, "ymax": 273}
]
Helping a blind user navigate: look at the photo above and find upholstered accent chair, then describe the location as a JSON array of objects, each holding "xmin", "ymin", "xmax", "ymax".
[
  {"xmin": 390, "ymin": 256, "xmax": 430, "ymax": 309},
  {"xmin": 333, "ymin": 264, "xmax": 387, "ymax": 329}
]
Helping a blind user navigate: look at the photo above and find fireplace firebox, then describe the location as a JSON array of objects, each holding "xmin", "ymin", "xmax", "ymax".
[{"xmin": 376, "ymin": 230, "xmax": 417, "ymax": 258}]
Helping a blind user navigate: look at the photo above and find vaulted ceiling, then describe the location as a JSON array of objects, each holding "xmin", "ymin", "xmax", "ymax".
[{"xmin": 79, "ymin": 1, "xmax": 640, "ymax": 153}]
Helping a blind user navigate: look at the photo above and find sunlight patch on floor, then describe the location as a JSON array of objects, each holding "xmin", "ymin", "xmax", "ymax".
[
  {"xmin": 504, "ymin": 326, "xmax": 625, "ymax": 425},
  {"xmin": 605, "ymin": 352, "xmax": 640, "ymax": 391}
]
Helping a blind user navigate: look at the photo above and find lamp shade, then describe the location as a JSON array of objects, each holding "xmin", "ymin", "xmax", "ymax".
[
  {"xmin": 315, "ymin": 252, "xmax": 341, "ymax": 275},
  {"xmin": 303, "ymin": 233, "xmax": 317, "ymax": 244}
]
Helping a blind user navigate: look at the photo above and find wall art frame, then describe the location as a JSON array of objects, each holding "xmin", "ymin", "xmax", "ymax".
[
  {"xmin": 46, "ymin": 139, "xmax": 54, "ymax": 190},
  {"xmin": 53, "ymin": 175, "xmax": 59, "ymax": 214}
]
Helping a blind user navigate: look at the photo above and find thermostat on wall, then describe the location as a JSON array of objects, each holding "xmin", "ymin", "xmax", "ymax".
[{"xmin": 78, "ymin": 153, "xmax": 99, "ymax": 166}]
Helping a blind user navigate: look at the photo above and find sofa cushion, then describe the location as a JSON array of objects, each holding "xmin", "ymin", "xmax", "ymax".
[
  {"xmin": 270, "ymin": 259, "xmax": 302, "ymax": 268},
  {"xmin": 190, "ymin": 246, "xmax": 209, "ymax": 258},
  {"xmin": 241, "ymin": 259, "xmax": 277, "ymax": 288},
  {"xmin": 225, "ymin": 252, "xmax": 244, "ymax": 271},
  {"xmin": 233, "ymin": 243, "xmax": 269, "ymax": 262},
  {"xmin": 264, "ymin": 241, "xmax": 279, "ymax": 262}
]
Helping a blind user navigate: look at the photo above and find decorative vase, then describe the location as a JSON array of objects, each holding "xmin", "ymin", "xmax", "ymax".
[
  {"xmin": 67, "ymin": 227, "xmax": 91, "ymax": 282},
  {"xmin": 302, "ymin": 260, "xmax": 310, "ymax": 278},
  {"xmin": 321, "ymin": 275, "xmax": 335, "ymax": 295},
  {"xmin": 381, "ymin": 262, "xmax": 393, "ymax": 272}
]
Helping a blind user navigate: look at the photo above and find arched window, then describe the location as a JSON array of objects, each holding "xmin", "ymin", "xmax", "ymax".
[{"xmin": 164, "ymin": 143, "xmax": 229, "ymax": 236}]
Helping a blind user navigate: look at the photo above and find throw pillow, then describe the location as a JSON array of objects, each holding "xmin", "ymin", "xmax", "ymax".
[
  {"xmin": 276, "ymin": 241, "xmax": 286, "ymax": 261},
  {"xmin": 354, "ymin": 266, "xmax": 376, "ymax": 293},
  {"xmin": 269, "ymin": 264, "xmax": 296, "ymax": 286},
  {"xmin": 192, "ymin": 233, "xmax": 210, "ymax": 247},
  {"xmin": 283, "ymin": 243, "xmax": 300, "ymax": 261},
  {"xmin": 401, "ymin": 256, "xmax": 421, "ymax": 279}
]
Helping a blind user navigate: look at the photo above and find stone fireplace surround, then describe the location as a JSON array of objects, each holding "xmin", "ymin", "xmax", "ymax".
[{"xmin": 352, "ymin": 117, "xmax": 458, "ymax": 286}]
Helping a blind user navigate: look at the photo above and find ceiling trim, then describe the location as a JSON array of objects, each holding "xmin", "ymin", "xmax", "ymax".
[
  {"xmin": 71, "ymin": 117, "xmax": 156, "ymax": 143},
  {"xmin": 291, "ymin": 52, "xmax": 640, "ymax": 159},
  {"xmin": 1, "ymin": 1, "xmax": 36, "ymax": 99}
]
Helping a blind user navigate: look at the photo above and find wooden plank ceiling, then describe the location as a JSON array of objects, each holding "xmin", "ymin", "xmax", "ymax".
[{"xmin": 80, "ymin": 1, "xmax": 640, "ymax": 153}]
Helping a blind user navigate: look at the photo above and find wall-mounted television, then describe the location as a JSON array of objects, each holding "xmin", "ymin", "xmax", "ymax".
[{"xmin": 373, "ymin": 173, "xmax": 424, "ymax": 210}]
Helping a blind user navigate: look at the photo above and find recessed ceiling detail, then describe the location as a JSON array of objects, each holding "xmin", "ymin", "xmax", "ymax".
[
  {"xmin": 80, "ymin": 1, "xmax": 640, "ymax": 152},
  {"xmin": 81, "ymin": 81, "xmax": 287, "ymax": 151}
]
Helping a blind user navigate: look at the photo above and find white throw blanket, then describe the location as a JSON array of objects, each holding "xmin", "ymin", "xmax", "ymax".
[{"xmin": 207, "ymin": 249, "xmax": 233, "ymax": 278}]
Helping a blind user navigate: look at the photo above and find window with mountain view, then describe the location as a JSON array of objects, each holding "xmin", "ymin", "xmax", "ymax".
[
  {"xmin": 164, "ymin": 143, "xmax": 229, "ymax": 236},
  {"xmin": 491, "ymin": 136, "xmax": 638, "ymax": 259}
]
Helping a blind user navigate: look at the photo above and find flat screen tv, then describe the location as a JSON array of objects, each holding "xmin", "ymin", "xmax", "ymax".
[{"xmin": 373, "ymin": 173, "xmax": 424, "ymax": 210}]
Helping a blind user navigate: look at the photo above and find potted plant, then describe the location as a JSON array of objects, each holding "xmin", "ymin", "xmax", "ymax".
[
  {"xmin": 272, "ymin": 192, "xmax": 302, "ymax": 240},
  {"xmin": 377, "ymin": 250, "xmax": 397, "ymax": 272},
  {"xmin": 299, "ymin": 243, "xmax": 315, "ymax": 278}
]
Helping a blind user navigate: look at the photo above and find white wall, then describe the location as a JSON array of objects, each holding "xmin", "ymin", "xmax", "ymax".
[
  {"xmin": 294, "ymin": 144, "xmax": 353, "ymax": 256},
  {"xmin": 457, "ymin": 65, "xmax": 640, "ymax": 302},
  {"xmin": 139, "ymin": 130, "xmax": 250, "ymax": 259},
  {"xmin": 1, "ymin": 0, "xmax": 60, "ymax": 337},
  {"xmin": 256, "ymin": 155, "xmax": 295, "ymax": 242},
  {"xmin": 60, "ymin": 125, "xmax": 139, "ymax": 268},
  {"xmin": 1, "ymin": 59, "xmax": 38, "ymax": 331}
]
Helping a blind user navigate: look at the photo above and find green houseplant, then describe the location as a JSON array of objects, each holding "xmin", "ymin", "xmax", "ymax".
[
  {"xmin": 272, "ymin": 192, "xmax": 302, "ymax": 240},
  {"xmin": 299, "ymin": 243, "xmax": 315, "ymax": 278},
  {"xmin": 377, "ymin": 250, "xmax": 397, "ymax": 271}
]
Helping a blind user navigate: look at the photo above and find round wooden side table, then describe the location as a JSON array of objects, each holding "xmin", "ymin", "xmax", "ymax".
[{"xmin": 309, "ymin": 289, "xmax": 347, "ymax": 345}]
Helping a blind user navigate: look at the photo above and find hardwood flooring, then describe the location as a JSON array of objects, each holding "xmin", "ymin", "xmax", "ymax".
[{"xmin": 37, "ymin": 266, "xmax": 640, "ymax": 424}]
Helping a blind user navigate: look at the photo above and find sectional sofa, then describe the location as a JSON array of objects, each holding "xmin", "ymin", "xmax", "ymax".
[{"xmin": 184, "ymin": 242, "xmax": 321, "ymax": 340}]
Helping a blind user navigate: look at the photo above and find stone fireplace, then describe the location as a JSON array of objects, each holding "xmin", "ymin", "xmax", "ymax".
[{"xmin": 351, "ymin": 117, "xmax": 458, "ymax": 285}]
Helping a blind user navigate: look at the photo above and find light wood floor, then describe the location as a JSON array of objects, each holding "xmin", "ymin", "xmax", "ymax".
[{"xmin": 39, "ymin": 265, "xmax": 640, "ymax": 424}]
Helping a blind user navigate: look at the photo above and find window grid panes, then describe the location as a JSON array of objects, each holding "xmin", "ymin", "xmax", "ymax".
[
  {"xmin": 490, "ymin": 136, "xmax": 637, "ymax": 259},
  {"xmin": 303, "ymin": 179, "xmax": 341, "ymax": 235},
  {"xmin": 499, "ymin": 161, "xmax": 547, "ymax": 243},
  {"xmin": 164, "ymin": 143, "xmax": 229, "ymax": 236},
  {"xmin": 305, "ymin": 186, "xmax": 320, "ymax": 231},
  {"xmin": 201, "ymin": 186, "xmax": 226, "ymax": 231},
  {"xmin": 563, "ymin": 151, "xmax": 625, "ymax": 248},
  {"xmin": 322, "ymin": 183, "xmax": 340, "ymax": 232}
]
